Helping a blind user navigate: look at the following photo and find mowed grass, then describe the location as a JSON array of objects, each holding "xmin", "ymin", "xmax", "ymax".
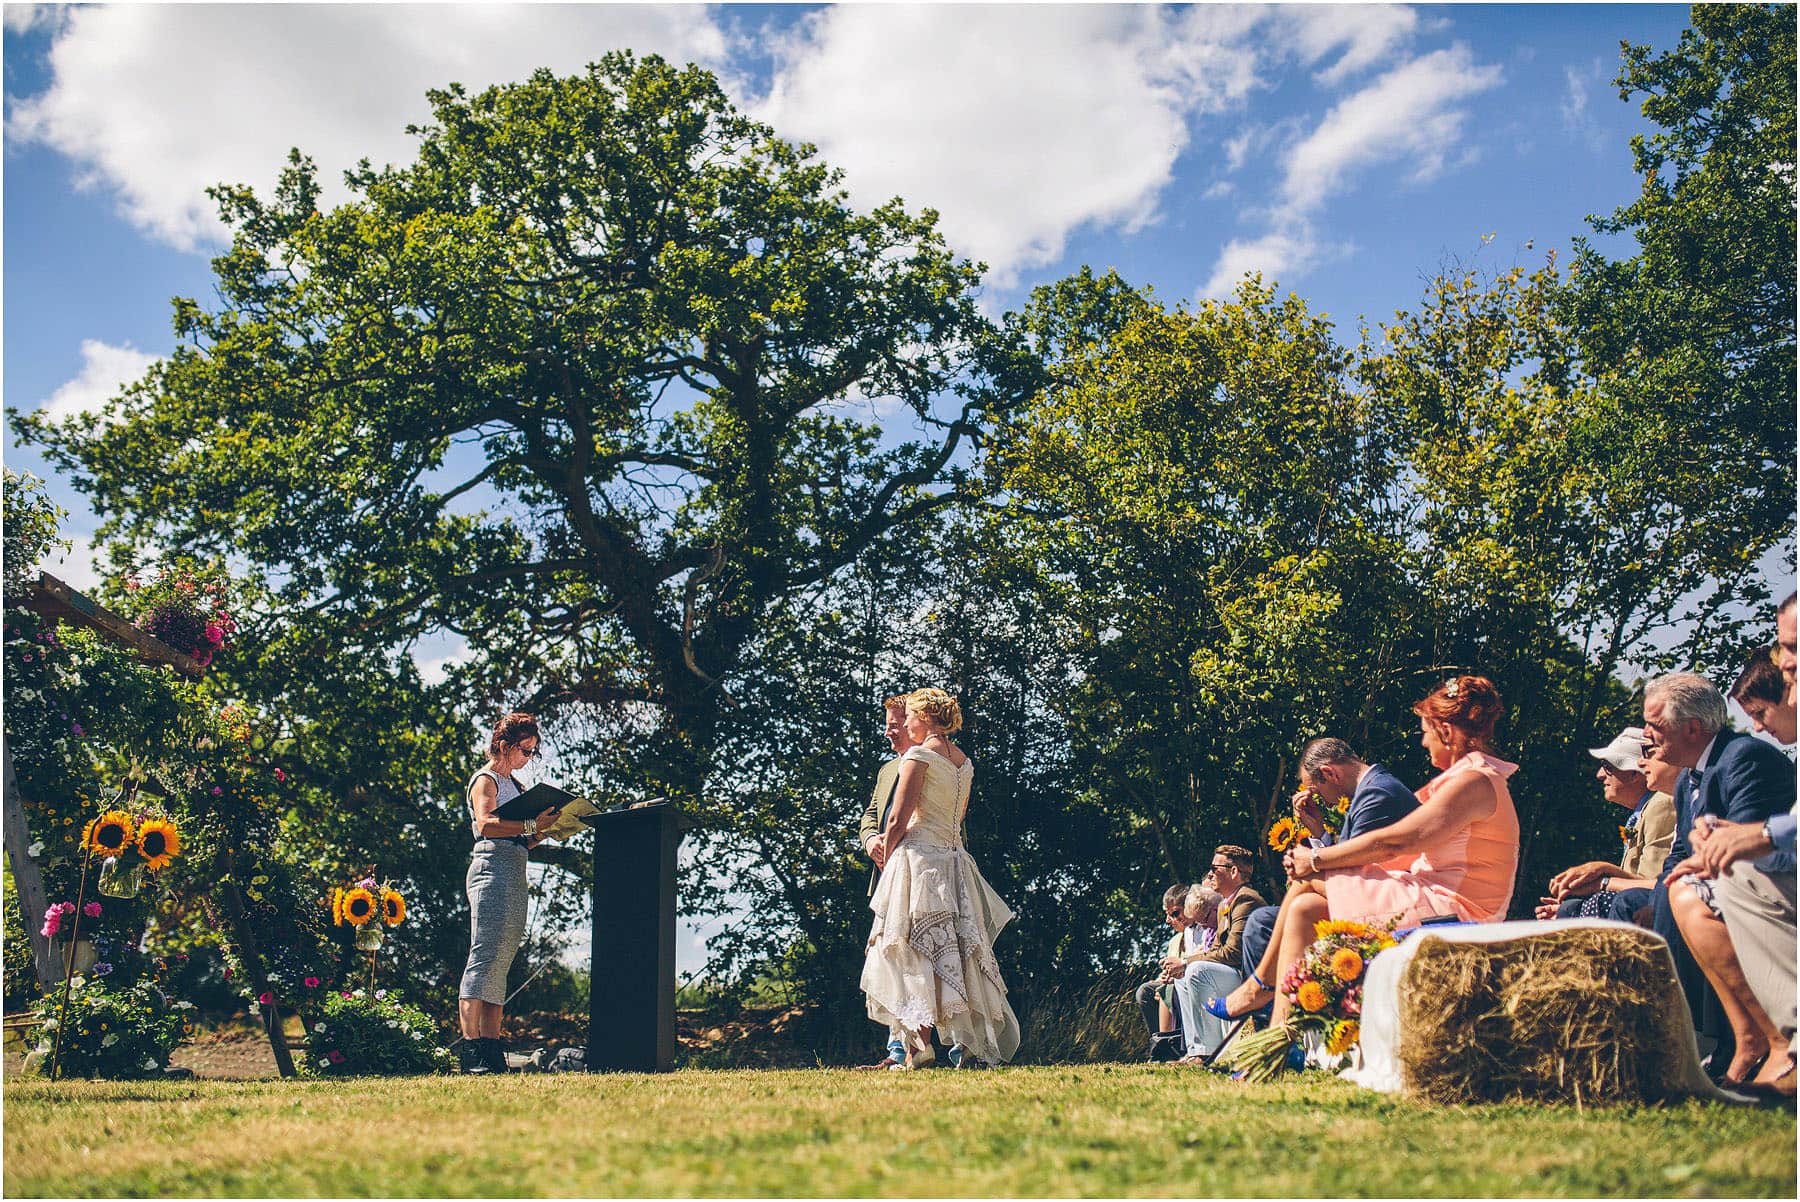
[{"xmin": 4, "ymin": 1066, "xmax": 1794, "ymax": 1198}]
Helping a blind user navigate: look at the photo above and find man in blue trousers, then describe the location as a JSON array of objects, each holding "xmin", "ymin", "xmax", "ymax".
[
  {"xmin": 1240, "ymin": 737, "xmax": 1420, "ymax": 983},
  {"xmin": 1642, "ymin": 672, "xmax": 1795, "ymax": 1080}
]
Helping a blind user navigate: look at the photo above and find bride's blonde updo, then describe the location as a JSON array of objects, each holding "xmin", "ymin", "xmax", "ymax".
[{"xmin": 906, "ymin": 687, "xmax": 963, "ymax": 735}]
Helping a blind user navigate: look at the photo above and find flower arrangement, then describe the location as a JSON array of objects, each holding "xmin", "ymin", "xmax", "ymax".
[
  {"xmin": 1268, "ymin": 791, "xmax": 1351, "ymax": 852},
  {"xmin": 299, "ymin": 989, "xmax": 452, "ymax": 1077},
  {"xmin": 1227, "ymin": 917, "xmax": 1397, "ymax": 1081},
  {"xmin": 332, "ymin": 876, "xmax": 407, "ymax": 951},
  {"xmin": 82, "ymin": 804, "xmax": 182, "ymax": 898},
  {"xmin": 25, "ymin": 975, "xmax": 190, "ymax": 1079},
  {"xmin": 123, "ymin": 562, "xmax": 238, "ymax": 667}
]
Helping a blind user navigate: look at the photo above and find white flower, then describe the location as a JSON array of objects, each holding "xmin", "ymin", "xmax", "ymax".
[
  {"xmin": 175, "ymin": 1000, "xmax": 196, "ymax": 1010},
  {"xmin": 101, "ymin": 1033, "xmax": 119, "ymax": 1048},
  {"xmin": 375, "ymin": 989, "xmax": 387, "ymax": 1000},
  {"xmin": 313, "ymin": 1023, "xmax": 326, "ymax": 1034},
  {"xmin": 42, "ymin": 1018, "xmax": 57, "ymax": 1031},
  {"xmin": 318, "ymin": 1057, "xmax": 331, "ymax": 1067},
  {"xmin": 142, "ymin": 1057, "xmax": 159, "ymax": 1071},
  {"xmin": 410, "ymin": 1032, "xmax": 424, "ymax": 1041},
  {"xmin": 385, "ymin": 1020, "xmax": 399, "ymax": 1029},
  {"xmin": 27, "ymin": 841, "xmax": 43, "ymax": 857},
  {"xmin": 69, "ymin": 976, "xmax": 85, "ymax": 989}
]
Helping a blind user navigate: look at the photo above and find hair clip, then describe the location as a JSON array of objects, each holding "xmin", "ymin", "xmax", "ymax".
[{"xmin": 1443, "ymin": 678, "xmax": 1460, "ymax": 699}]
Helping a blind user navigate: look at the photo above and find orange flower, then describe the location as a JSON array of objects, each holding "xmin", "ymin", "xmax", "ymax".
[
  {"xmin": 1267, "ymin": 818, "xmax": 1300, "ymax": 852},
  {"xmin": 1296, "ymin": 980, "xmax": 1329, "ymax": 1012},
  {"xmin": 1330, "ymin": 947, "xmax": 1364, "ymax": 982},
  {"xmin": 342, "ymin": 888, "xmax": 375, "ymax": 926}
]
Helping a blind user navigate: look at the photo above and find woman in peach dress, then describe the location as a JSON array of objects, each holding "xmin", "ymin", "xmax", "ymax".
[{"xmin": 1219, "ymin": 676, "xmax": 1520, "ymax": 1026}]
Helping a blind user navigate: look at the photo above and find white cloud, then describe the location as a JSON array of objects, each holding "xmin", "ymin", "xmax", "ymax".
[
  {"xmin": 1280, "ymin": 45, "xmax": 1503, "ymax": 215},
  {"xmin": 38, "ymin": 339, "xmax": 160, "ymax": 426},
  {"xmin": 44, "ymin": 533, "xmax": 102, "ymax": 594},
  {"xmin": 3, "ymin": 4, "xmax": 63, "ymax": 36},
  {"xmin": 8, "ymin": 5, "xmax": 727, "ymax": 251},
  {"xmin": 414, "ymin": 635, "xmax": 476, "ymax": 687},
  {"xmin": 756, "ymin": 5, "xmax": 1266, "ymax": 285},
  {"xmin": 1560, "ymin": 60, "xmax": 1610, "ymax": 152},
  {"xmin": 1281, "ymin": 5, "xmax": 1420, "ymax": 87},
  {"xmin": 1201, "ymin": 226, "xmax": 1352, "ymax": 299}
]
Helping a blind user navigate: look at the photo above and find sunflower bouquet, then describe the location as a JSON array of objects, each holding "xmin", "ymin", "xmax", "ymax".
[
  {"xmin": 1226, "ymin": 918, "xmax": 1397, "ymax": 1081},
  {"xmin": 331, "ymin": 877, "xmax": 407, "ymax": 951},
  {"xmin": 83, "ymin": 806, "xmax": 182, "ymax": 899}
]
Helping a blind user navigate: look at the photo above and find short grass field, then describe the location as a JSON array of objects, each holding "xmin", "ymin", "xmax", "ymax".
[{"xmin": 4, "ymin": 1066, "xmax": 1794, "ymax": 1198}]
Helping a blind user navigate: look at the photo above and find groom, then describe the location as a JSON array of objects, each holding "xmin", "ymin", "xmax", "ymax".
[{"xmin": 854, "ymin": 694, "xmax": 914, "ymax": 1069}]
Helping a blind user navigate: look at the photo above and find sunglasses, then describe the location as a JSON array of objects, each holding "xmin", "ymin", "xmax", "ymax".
[{"xmin": 516, "ymin": 742, "xmax": 540, "ymax": 758}]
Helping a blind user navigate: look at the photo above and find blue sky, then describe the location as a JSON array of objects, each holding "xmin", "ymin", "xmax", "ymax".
[{"xmin": 4, "ymin": 4, "xmax": 1782, "ymax": 972}]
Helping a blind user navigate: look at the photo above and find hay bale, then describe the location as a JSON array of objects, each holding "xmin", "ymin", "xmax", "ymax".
[{"xmin": 1396, "ymin": 926, "xmax": 1692, "ymax": 1107}]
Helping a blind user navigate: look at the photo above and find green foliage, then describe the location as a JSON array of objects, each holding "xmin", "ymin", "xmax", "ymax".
[
  {"xmin": 2, "ymin": 470, "xmax": 69, "ymax": 600},
  {"xmin": 27, "ymin": 976, "xmax": 191, "ymax": 1079},
  {"xmin": 300, "ymin": 989, "xmax": 452, "ymax": 1076},
  {"xmin": 1565, "ymin": 2, "xmax": 1794, "ymax": 669},
  {"xmin": 3, "ymin": 870, "xmax": 40, "ymax": 1013}
]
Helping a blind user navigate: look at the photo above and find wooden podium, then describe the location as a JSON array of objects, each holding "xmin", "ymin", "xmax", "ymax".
[{"xmin": 584, "ymin": 803, "xmax": 690, "ymax": 1072}]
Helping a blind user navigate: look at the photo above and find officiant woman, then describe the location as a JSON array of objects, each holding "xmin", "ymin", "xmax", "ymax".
[{"xmin": 457, "ymin": 711, "xmax": 558, "ymax": 1075}]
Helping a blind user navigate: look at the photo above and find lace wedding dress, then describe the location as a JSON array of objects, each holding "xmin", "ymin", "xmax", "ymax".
[{"xmin": 860, "ymin": 745, "xmax": 1021, "ymax": 1064}]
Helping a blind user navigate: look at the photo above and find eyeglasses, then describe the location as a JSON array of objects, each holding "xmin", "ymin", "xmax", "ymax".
[
  {"xmin": 1166, "ymin": 907, "xmax": 1183, "ymax": 917},
  {"xmin": 1210, "ymin": 862, "xmax": 1234, "ymax": 871},
  {"xmin": 517, "ymin": 743, "xmax": 540, "ymax": 758}
]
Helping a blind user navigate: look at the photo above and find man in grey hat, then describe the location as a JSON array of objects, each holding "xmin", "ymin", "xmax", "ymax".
[{"xmin": 1534, "ymin": 726, "xmax": 1676, "ymax": 920}]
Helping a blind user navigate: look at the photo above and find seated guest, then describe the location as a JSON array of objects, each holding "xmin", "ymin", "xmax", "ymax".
[
  {"xmin": 1533, "ymin": 726, "xmax": 1674, "ymax": 919},
  {"xmin": 1730, "ymin": 648, "xmax": 1796, "ymax": 747},
  {"xmin": 1172, "ymin": 847, "xmax": 1266, "ymax": 1061},
  {"xmin": 1220, "ymin": 677, "xmax": 1519, "ymax": 1025},
  {"xmin": 1135, "ymin": 884, "xmax": 1194, "ymax": 1046},
  {"xmin": 1599, "ymin": 738, "xmax": 1687, "ymax": 927},
  {"xmin": 1668, "ymin": 802, "xmax": 1797, "ymax": 1098},
  {"xmin": 1779, "ymin": 593, "xmax": 1797, "ymax": 695},
  {"xmin": 1643, "ymin": 672, "xmax": 1794, "ymax": 1083},
  {"xmin": 1238, "ymin": 737, "xmax": 1420, "ymax": 985}
]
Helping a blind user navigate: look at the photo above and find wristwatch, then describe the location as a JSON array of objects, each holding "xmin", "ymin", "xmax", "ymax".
[
  {"xmin": 522, "ymin": 818, "xmax": 537, "ymax": 838},
  {"xmin": 1762, "ymin": 818, "xmax": 1776, "ymax": 848}
]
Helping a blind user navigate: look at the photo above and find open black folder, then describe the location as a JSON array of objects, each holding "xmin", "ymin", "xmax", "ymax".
[{"xmin": 493, "ymin": 780, "xmax": 581, "ymax": 822}]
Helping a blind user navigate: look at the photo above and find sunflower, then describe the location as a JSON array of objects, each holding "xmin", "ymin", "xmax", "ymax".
[
  {"xmin": 381, "ymin": 890, "xmax": 406, "ymax": 927},
  {"xmin": 1313, "ymin": 918, "xmax": 1386, "ymax": 942},
  {"xmin": 1296, "ymin": 980, "xmax": 1329, "ymax": 1012},
  {"xmin": 84, "ymin": 811, "xmax": 135, "ymax": 858},
  {"xmin": 1334, "ymin": 794, "xmax": 1351, "ymax": 815},
  {"xmin": 1329, "ymin": 947, "xmax": 1364, "ymax": 982},
  {"xmin": 136, "ymin": 818, "xmax": 181, "ymax": 870},
  {"xmin": 331, "ymin": 889, "xmax": 345, "ymax": 927},
  {"xmin": 341, "ymin": 888, "xmax": 376, "ymax": 926},
  {"xmin": 1326, "ymin": 1018, "xmax": 1360, "ymax": 1057},
  {"xmin": 1266, "ymin": 817, "xmax": 1300, "ymax": 852}
]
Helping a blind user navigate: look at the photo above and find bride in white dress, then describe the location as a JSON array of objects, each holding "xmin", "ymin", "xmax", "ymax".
[{"xmin": 861, "ymin": 688, "xmax": 1021, "ymax": 1068}]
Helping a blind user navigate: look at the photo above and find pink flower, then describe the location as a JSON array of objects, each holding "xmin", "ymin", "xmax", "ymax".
[
  {"xmin": 327, "ymin": 1050, "xmax": 344, "ymax": 1064},
  {"xmin": 258, "ymin": 992, "xmax": 274, "ymax": 1006},
  {"xmin": 70, "ymin": 722, "xmax": 84, "ymax": 737},
  {"xmin": 224, "ymin": 968, "xmax": 233, "ymax": 980},
  {"xmin": 204, "ymin": 623, "xmax": 225, "ymax": 647},
  {"xmin": 341, "ymin": 991, "xmax": 352, "ymax": 999},
  {"xmin": 211, "ymin": 786, "xmax": 223, "ymax": 796},
  {"xmin": 40, "ymin": 915, "xmax": 59, "ymax": 939},
  {"xmin": 176, "ymin": 580, "xmax": 194, "ymax": 594},
  {"xmin": 274, "ymin": 768, "xmax": 286, "ymax": 783},
  {"xmin": 304, "ymin": 977, "xmax": 320, "ymax": 988},
  {"xmin": 124, "ymin": 577, "xmax": 140, "ymax": 591},
  {"xmin": 83, "ymin": 902, "xmax": 101, "ymax": 919}
]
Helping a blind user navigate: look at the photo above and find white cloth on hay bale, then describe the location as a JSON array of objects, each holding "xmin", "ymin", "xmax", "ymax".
[{"xmin": 1340, "ymin": 917, "xmax": 1731, "ymax": 1100}]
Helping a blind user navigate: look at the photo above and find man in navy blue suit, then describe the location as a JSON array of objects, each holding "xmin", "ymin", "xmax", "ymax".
[
  {"xmin": 1239, "ymin": 737, "xmax": 1420, "ymax": 981},
  {"xmin": 1643, "ymin": 672, "xmax": 1795, "ymax": 1080}
]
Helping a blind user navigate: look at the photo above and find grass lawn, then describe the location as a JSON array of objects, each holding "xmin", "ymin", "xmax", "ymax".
[{"xmin": 4, "ymin": 1065, "xmax": 1794, "ymax": 1197}]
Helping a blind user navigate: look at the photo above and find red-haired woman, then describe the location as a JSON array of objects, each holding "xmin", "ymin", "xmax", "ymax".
[{"xmin": 1216, "ymin": 676, "xmax": 1520, "ymax": 1025}]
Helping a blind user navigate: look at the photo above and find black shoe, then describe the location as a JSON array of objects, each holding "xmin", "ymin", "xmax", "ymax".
[
  {"xmin": 481, "ymin": 1037, "xmax": 512, "ymax": 1074},
  {"xmin": 459, "ymin": 1039, "xmax": 492, "ymax": 1075}
]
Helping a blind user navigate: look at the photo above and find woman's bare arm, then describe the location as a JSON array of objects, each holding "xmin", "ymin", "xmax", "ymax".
[{"xmin": 1315, "ymin": 771, "xmax": 1497, "ymax": 871}]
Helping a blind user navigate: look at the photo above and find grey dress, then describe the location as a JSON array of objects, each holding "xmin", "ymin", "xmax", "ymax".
[{"xmin": 458, "ymin": 768, "xmax": 531, "ymax": 1004}]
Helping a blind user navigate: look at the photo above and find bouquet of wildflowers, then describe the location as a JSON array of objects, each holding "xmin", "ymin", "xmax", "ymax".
[
  {"xmin": 123, "ymin": 562, "xmax": 238, "ymax": 667},
  {"xmin": 1227, "ymin": 918, "xmax": 1397, "ymax": 1080},
  {"xmin": 1267, "ymin": 791, "xmax": 1350, "ymax": 854}
]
